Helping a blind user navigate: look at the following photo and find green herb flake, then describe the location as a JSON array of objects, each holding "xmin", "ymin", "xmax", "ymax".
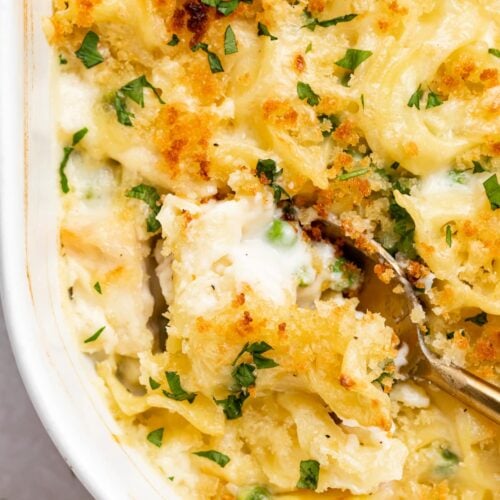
[
  {"xmin": 488, "ymin": 48, "xmax": 500, "ymax": 58},
  {"xmin": 318, "ymin": 114, "xmax": 340, "ymax": 137},
  {"xmin": 75, "ymin": 31, "xmax": 104, "ymax": 69},
  {"xmin": 305, "ymin": 42, "xmax": 312, "ymax": 54},
  {"xmin": 59, "ymin": 54, "xmax": 68, "ymax": 65},
  {"xmin": 224, "ymin": 25, "xmax": 238, "ymax": 54},
  {"xmin": 426, "ymin": 91, "xmax": 443, "ymax": 109},
  {"xmin": 335, "ymin": 48, "xmax": 372, "ymax": 71},
  {"xmin": 147, "ymin": 428, "xmax": 164, "ymax": 448},
  {"xmin": 255, "ymin": 159, "xmax": 290, "ymax": 203},
  {"xmin": 126, "ymin": 184, "xmax": 162, "ymax": 232},
  {"xmin": 193, "ymin": 450, "xmax": 230, "ymax": 468},
  {"xmin": 120, "ymin": 75, "xmax": 165, "ymax": 108},
  {"xmin": 214, "ymin": 392, "xmax": 249, "ymax": 419},
  {"xmin": 236, "ymin": 486, "xmax": 271, "ymax": 500},
  {"xmin": 94, "ymin": 281, "xmax": 102, "ymax": 294},
  {"xmin": 445, "ymin": 224, "xmax": 452, "ymax": 247},
  {"xmin": 388, "ymin": 200, "xmax": 416, "ymax": 259},
  {"xmin": 297, "ymin": 81, "xmax": 320, "ymax": 106},
  {"xmin": 465, "ymin": 311, "xmax": 488, "ymax": 326},
  {"xmin": 337, "ymin": 167, "xmax": 370, "ymax": 181},
  {"xmin": 84, "ymin": 326, "xmax": 105, "ymax": 344},
  {"xmin": 167, "ymin": 34, "xmax": 180, "ymax": 46},
  {"xmin": 168, "ymin": 476, "xmax": 174, "ymax": 481},
  {"xmin": 112, "ymin": 92, "xmax": 134, "ymax": 126},
  {"xmin": 163, "ymin": 371, "xmax": 197, "ymax": 403},
  {"xmin": 303, "ymin": 11, "xmax": 357, "ymax": 31},
  {"xmin": 296, "ymin": 459, "xmax": 320, "ymax": 490},
  {"xmin": 483, "ymin": 174, "xmax": 500, "ymax": 210},
  {"xmin": 191, "ymin": 42, "xmax": 224, "ymax": 73},
  {"xmin": 149, "ymin": 377, "xmax": 161, "ymax": 390},
  {"xmin": 448, "ymin": 169, "xmax": 466, "ymax": 184},
  {"xmin": 59, "ymin": 128, "xmax": 89, "ymax": 194},
  {"xmin": 408, "ymin": 85, "xmax": 423, "ymax": 109},
  {"xmin": 257, "ymin": 22, "xmax": 277, "ymax": 41},
  {"xmin": 59, "ymin": 147, "xmax": 73, "ymax": 194},
  {"xmin": 232, "ymin": 363, "xmax": 256, "ymax": 388},
  {"xmin": 472, "ymin": 160, "xmax": 485, "ymax": 173},
  {"xmin": 201, "ymin": 0, "xmax": 246, "ymax": 16},
  {"xmin": 360, "ymin": 93, "xmax": 365, "ymax": 109},
  {"xmin": 441, "ymin": 448, "xmax": 459, "ymax": 464},
  {"xmin": 233, "ymin": 341, "xmax": 279, "ymax": 369}
]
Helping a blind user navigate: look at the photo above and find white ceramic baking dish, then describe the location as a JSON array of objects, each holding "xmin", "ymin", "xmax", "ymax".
[{"xmin": 0, "ymin": 2, "xmax": 175, "ymax": 498}]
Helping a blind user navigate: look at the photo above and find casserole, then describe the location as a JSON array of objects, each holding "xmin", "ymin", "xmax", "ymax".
[
  {"xmin": 2, "ymin": 1, "xmax": 499, "ymax": 498},
  {"xmin": 0, "ymin": 1, "xmax": 175, "ymax": 498}
]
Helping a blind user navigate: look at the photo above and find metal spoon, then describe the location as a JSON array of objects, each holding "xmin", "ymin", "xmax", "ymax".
[{"xmin": 313, "ymin": 219, "xmax": 500, "ymax": 425}]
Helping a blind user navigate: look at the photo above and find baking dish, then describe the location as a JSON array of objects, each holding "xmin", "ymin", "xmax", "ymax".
[{"xmin": 0, "ymin": 2, "xmax": 175, "ymax": 498}]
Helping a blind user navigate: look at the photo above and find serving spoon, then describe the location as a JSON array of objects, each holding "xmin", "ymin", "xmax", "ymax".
[{"xmin": 313, "ymin": 220, "xmax": 500, "ymax": 425}]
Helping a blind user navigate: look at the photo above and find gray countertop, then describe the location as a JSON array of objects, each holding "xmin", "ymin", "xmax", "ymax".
[{"xmin": 0, "ymin": 304, "xmax": 91, "ymax": 500}]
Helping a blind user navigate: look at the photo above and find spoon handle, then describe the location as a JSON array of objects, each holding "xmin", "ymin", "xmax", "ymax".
[{"xmin": 416, "ymin": 359, "xmax": 500, "ymax": 425}]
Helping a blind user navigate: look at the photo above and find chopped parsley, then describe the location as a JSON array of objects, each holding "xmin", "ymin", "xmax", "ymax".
[
  {"xmin": 201, "ymin": 0, "xmax": 252, "ymax": 16},
  {"xmin": 426, "ymin": 91, "xmax": 443, "ymax": 109},
  {"xmin": 191, "ymin": 42, "xmax": 224, "ymax": 73},
  {"xmin": 337, "ymin": 167, "xmax": 370, "ymax": 181},
  {"xmin": 296, "ymin": 459, "xmax": 320, "ymax": 490},
  {"xmin": 407, "ymin": 85, "xmax": 424, "ymax": 109},
  {"xmin": 297, "ymin": 81, "xmax": 320, "ymax": 106},
  {"xmin": 59, "ymin": 127, "xmax": 89, "ymax": 194},
  {"xmin": 237, "ymin": 486, "xmax": 271, "ymax": 500},
  {"xmin": 149, "ymin": 377, "xmax": 161, "ymax": 390},
  {"xmin": 435, "ymin": 447, "xmax": 460, "ymax": 475},
  {"xmin": 445, "ymin": 224, "xmax": 452, "ymax": 247},
  {"xmin": 305, "ymin": 42, "xmax": 312, "ymax": 54},
  {"xmin": 75, "ymin": 31, "xmax": 104, "ymax": 69},
  {"xmin": 408, "ymin": 85, "xmax": 443, "ymax": 109},
  {"xmin": 465, "ymin": 311, "xmax": 488, "ymax": 326},
  {"xmin": 441, "ymin": 448, "xmax": 459, "ymax": 463},
  {"xmin": 112, "ymin": 92, "xmax": 134, "ymax": 126},
  {"xmin": 193, "ymin": 450, "xmax": 230, "ymax": 468},
  {"xmin": 214, "ymin": 392, "xmax": 249, "ymax": 419},
  {"xmin": 388, "ymin": 199, "xmax": 417, "ymax": 259},
  {"xmin": 112, "ymin": 75, "xmax": 164, "ymax": 126},
  {"xmin": 318, "ymin": 114, "xmax": 340, "ymax": 137},
  {"xmin": 162, "ymin": 371, "xmax": 197, "ymax": 403},
  {"xmin": 59, "ymin": 54, "xmax": 68, "ymax": 65},
  {"xmin": 126, "ymin": 184, "xmax": 162, "ymax": 232},
  {"xmin": 257, "ymin": 22, "xmax": 277, "ymax": 41},
  {"xmin": 483, "ymin": 174, "xmax": 500, "ymax": 210},
  {"xmin": 255, "ymin": 158, "xmax": 290, "ymax": 203},
  {"xmin": 93, "ymin": 281, "xmax": 102, "ymax": 294},
  {"xmin": 335, "ymin": 48, "xmax": 372, "ymax": 71},
  {"xmin": 448, "ymin": 169, "xmax": 466, "ymax": 184},
  {"xmin": 360, "ymin": 93, "xmax": 365, "ymax": 109},
  {"xmin": 167, "ymin": 34, "xmax": 180, "ymax": 46},
  {"xmin": 84, "ymin": 326, "xmax": 105, "ymax": 344},
  {"xmin": 302, "ymin": 10, "xmax": 357, "ymax": 31},
  {"xmin": 488, "ymin": 48, "xmax": 500, "ymax": 58},
  {"xmin": 120, "ymin": 75, "xmax": 165, "ymax": 107},
  {"xmin": 146, "ymin": 428, "xmax": 164, "ymax": 448},
  {"xmin": 232, "ymin": 363, "xmax": 256, "ymax": 388},
  {"xmin": 233, "ymin": 341, "xmax": 278, "ymax": 369},
  {"xmin": 472, "ymin": 160, "xmax": 486, "ymax": 173},
  {"xmin": 224, "ymin": 25, "xmax": 238, "ymax": 55}
]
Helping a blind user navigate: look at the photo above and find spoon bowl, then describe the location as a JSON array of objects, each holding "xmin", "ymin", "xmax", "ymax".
[{"xmin": 312, "ymin": 219, "xmax": 500, "ymax": 425}]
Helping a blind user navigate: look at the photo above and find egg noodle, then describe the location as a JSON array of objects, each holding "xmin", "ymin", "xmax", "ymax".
[{"xmin": 45, "ymin": 0, "xmax": 499, "ymax": 498}]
